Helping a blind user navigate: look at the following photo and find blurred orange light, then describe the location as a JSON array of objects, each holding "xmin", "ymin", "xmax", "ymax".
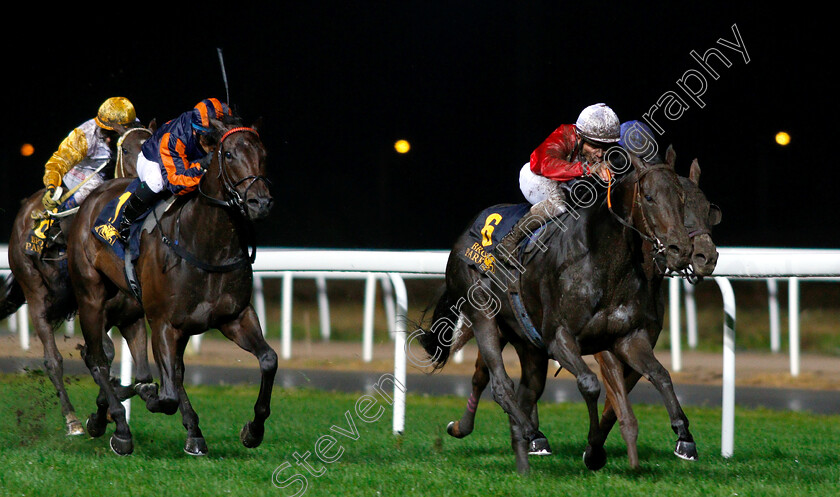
[
  {"xmin": 21, "ymin": 143, "xmax": 34, "ymax": 156},
  {"xmin": 775, "ymin": 131, "xmax": 790, "ymax": 146},
  {"xmin": 394, "ymin": 139, "xmax": 410, "ymax": 154}
]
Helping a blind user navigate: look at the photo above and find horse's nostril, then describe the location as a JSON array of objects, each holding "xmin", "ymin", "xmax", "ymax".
[{"xmin": 693, "ymin": 253, "xmax": 707, "ymax": 265}]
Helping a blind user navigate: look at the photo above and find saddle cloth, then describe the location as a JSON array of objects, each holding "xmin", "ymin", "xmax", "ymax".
[
  {"xmin": 91, "ymin": 180, "xmax": 151, "ymax": 262},
  {"xmin": 459, "ymin": 203, "xmax": 559, "ymax": 274}
]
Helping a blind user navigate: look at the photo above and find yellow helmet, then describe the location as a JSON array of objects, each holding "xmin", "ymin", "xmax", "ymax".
[{"xmin": 95, "ymin": 97, "xmax": 136, "ymax": 130}]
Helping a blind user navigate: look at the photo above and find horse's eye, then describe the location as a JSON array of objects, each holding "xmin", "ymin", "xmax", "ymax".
[
  {"xmin": 225, "ymin": 151, "xmax": 233, "ymax": 160},
  {"xmin": 644, "ymin": 194, "xmax": 654, "ymax": 202}
]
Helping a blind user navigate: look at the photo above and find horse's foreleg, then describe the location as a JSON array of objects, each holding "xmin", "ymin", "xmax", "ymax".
[
  {"xmin": 447, "ymin": 350, "xmax": 491, "ymax": 439},
  {"xmin": 219, "ymin": 306, "xmax": 278, "ymax": 449},
  {"xmin": 615, "ymin": 331, "xmax": 697, "ymax": 462},
  {"xmin": 173, "ymin": 335, "xmax": 207, "ymax": 456},
  {"xmin": 548, "ymin": 328, "xmax": 605, "ymax": 471},
  {"xmin": 595, "ymin": 351, "xmax": 640, "ymax": 469},
  {"xmin": 145, "ymin": 321, "xmax": 180, "ymax": 415}
]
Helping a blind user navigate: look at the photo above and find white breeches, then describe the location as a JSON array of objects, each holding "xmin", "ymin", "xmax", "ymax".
[
  {"xmin": 519, "ymin": 163, "xmax": 563, "ymax": 205},
  {"xmin": 136, "ymin": 152, "xmax": 165, "ymax": 193}
]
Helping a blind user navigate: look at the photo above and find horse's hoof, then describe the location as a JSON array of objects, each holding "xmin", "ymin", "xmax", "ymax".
[
  {"xmin": 184, "ymin": 436, "xmax": 208, "ymax": 456},
  {"xmin": 109, "ymin": 434, "xmax": 134, "ymax": 456},
  {"xmin": 86, "ymin": 415, "xmax": 107, "ymax": 438},
  {"xmin": 674, "ymin": 440, "xmax": 698, "ymax": 461},
  {"xmin": 240, "ymin": 421, "xmax": 264, "ymax": 448},
  {"xmin": 583, "ymin": 444, "xmax": 608, "ymax": 471},
  {"xmin": 134, "ymin": 382, "xmax": 159, "ymax": 401},
  {"xmin": 66, "ymin": 420, "xmax": 85, "ymax": 436},
  {"xmin": 528, "ymin": 435, "xmax": 552, "ymax": 456},
  {"xmin": 446, "ymin": 421, "xmax": 466, "ymax": 439}
]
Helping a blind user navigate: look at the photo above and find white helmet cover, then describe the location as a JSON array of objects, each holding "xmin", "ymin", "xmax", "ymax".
[{"xmin": 575, "ymin": 103, "xmax": 620, "ymax": 143}]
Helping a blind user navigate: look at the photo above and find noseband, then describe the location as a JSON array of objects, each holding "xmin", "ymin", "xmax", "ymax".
[{"xmin": 199, "ymin": 127, "xmax": 271, "ymax": 218}]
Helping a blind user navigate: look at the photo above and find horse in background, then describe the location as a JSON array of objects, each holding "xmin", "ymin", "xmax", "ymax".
[{"xmin": 0, "ymin": 122, "xmax": 155, "ymax": 436}]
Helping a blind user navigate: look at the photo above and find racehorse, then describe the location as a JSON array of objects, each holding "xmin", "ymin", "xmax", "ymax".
[
  {"xmin": 66, "ymin": 116, "xmax": 275, "ymax": 456},
  {"xmin": 442, "ymin": 153, "xmax": 721, "ymax": 470},
  {"xmin": 0, "ymin": 122, "xmax": 155, "ymax": 436},
  {"xmin": 417, "ymin": 148, "xmax": 694, "ymax": 474}
]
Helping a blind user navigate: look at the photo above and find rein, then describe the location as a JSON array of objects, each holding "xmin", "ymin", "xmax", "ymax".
[{"xmin": 606, "ymin": 165, "xmax": 676, "ymax": 255}]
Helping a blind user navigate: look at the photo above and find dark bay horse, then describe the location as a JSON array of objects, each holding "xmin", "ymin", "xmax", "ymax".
[
  {"xmin": 0, "ymin": 123, "xmax": 154, "ymax": 436},
  {"xmin": 66, "ymin": 117, "xmax": 275, "ymax": 456},
  {"xmin": 443, "ymin": 154, "xmax": 721, "ymax": 470},
  {"xmin": 417, "ymin": 150, "xmax": 693, "ymax": 474}
]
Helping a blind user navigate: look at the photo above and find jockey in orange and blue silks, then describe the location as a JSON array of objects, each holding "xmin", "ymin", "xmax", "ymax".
[{"xmin": 116, "ymin": 98, "xmax": 233, "ymax": 241}]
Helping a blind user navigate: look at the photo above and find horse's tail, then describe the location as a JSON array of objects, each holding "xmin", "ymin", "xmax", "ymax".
[
  {"xmin": 0, "ymin": 273, "xmax": 26, "ymax": 320},
  {"xmin": 416, "ymin": 284, "xmax": 463, "ymax": 370}
]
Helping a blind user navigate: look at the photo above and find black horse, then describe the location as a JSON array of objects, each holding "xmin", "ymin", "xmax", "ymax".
[
  {"xmin": 443, "ymin": 153, "xmax": 721, "ymax": 469},
  {"xmin": 0, "ymin": 123, "xmax": 154, "ymax": 436},
  {"xmin": 417, "ymin": 149, "xmax": 694, "ymax": 474},
  {"xmin": 66, "ymin": 116, "xmax": 276, "ymax": 456}
]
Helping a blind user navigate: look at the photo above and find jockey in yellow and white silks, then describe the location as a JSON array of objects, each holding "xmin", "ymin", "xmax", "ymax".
[{"xmin": 41, "ymin": 97, "xmax": 137, "ymax": 211}]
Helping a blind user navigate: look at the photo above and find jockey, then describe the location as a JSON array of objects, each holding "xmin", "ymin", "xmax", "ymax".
[
  {"xmin": 495, "ymin": 103, "xmax": 620, "ymax": 265},
  {"xmin": 117, "ymin": 98, "xmax": 233, "ymax": 241},
  {"xmin": 41, "ymin": 97, "xmax": 138, "ymax": 212}
]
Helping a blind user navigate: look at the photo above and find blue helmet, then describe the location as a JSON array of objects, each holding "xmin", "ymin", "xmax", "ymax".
[{"xmin": 619, "ymin": 120, "xmax": 660, "ymax": 160}]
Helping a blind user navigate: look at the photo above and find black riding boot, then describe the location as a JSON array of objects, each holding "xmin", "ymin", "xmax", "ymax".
[{"xmin": 118, "ymin": 181, "xmax": 160, "ymax": 242}]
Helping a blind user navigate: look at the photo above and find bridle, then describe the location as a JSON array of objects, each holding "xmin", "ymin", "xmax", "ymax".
[
  {"xmin": 159, "ymin": 126, "xmax": 270, "ymax": 271},
  {"xmin": 198, "ymin": 126, "xmax": 272, "ymax": 219},
  {"xmin": 607, "ymin": 164, "xmax": 683, "ymax": 260}
]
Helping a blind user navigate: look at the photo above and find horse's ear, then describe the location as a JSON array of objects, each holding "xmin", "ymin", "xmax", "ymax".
[
  {"xmin": 210, "ymin": 117, "xmax": 226, "ymax": 134},
  {"xmin": 250, "ymin": 117, "xmax": 263, "ymax": 133},
  {"xmin": 629, "ymin": 151, "xmax": 647, "ymax": 173},
  {"xmin": 147, "ymin": 118, "xmax": 158, "ymax": 133},
  {"xmin": 708, "ymin": 204, "xmax": 722, "ymax": 226},
  {"xmin": 665, "ymin": 145, "xmax": 676, "ymax": 170},
  {"xmin": 689, "ymin": 158, "xmax": 701, "ymax": 185},
  {"xmin": 112, "ymin": 122, "xmax": 128, "ymax": 136}
]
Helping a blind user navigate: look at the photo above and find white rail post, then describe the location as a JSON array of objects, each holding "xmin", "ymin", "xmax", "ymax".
[
  {"xmin": 715, "ymin": 276, "xmax": 736, "ymax": 458},
  {"xmin": 380, "ymin": 275, "xmax": 396, "ymax": 339},
  {"xmin": 17, "ymin": 305, "xmax": 29, "ymax": 351},
  {"xmin": 120, "ymin": 336, "xmax": 132, "ymax": 421},
  {"xmin": 253, "ymin": 273, "xmax": 267, "ymax": 336},
  {"xmin": 388, "ymin": 273, "xmax": 408, "ymax": 435},
  {"xmin": 281, "ymin": 271, "xmax": 294, "ymax": 360},
  {"xmin": 669, "ymin": 277, "xmax": 682, "ymax": 372},
  {"xmin": 767, "ymin": 278, "xmax": 781, "ymax": 353},
  {"xmin": 362, "ymin": 273, "xmax": 376, "ymax": 362},
  {"xmin": 315, "ymin": 276, "xmax": 331, "ymax": 341},
  {"xmin": 788, "ymin": 277, "xmax": 800, "ymax": 376},
  {"xmin": 683, "ymin": 279, "xmax": 698, "ymax": 349}
]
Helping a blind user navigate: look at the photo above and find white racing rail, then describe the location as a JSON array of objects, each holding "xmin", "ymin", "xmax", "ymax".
[{"xmin": 2, "ymin": 245, "xmax": 839, "ymax": 456}]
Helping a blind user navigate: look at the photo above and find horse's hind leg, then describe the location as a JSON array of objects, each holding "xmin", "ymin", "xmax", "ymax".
[
  {"xmin": 77, "ymin": 303, "xmax": 134, "ymax": 454},
  {"xmin": 615, "ymin": 331, "xmax": 697, "ymax": 461},
  {"xmin": 447, "ymin": 349, "xmax": 491, "ymax": 439},
  {"xmin": 512, "ymin": 341, "xmax": 550, "ymax": 457},
  {"xmin": 219, "ymin": 307, "xmax": 278, "ymax": 449},
  {"xmin": 595, "ymin": 351, "xmax": 640, "ymax": 469},
  {"xmin": 35, "ymin": 313, "xmax": 84, "ymax": 435},
  {"xmin": 471, "ymin": 317, "xmax": 539, "ymax": 474}
]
